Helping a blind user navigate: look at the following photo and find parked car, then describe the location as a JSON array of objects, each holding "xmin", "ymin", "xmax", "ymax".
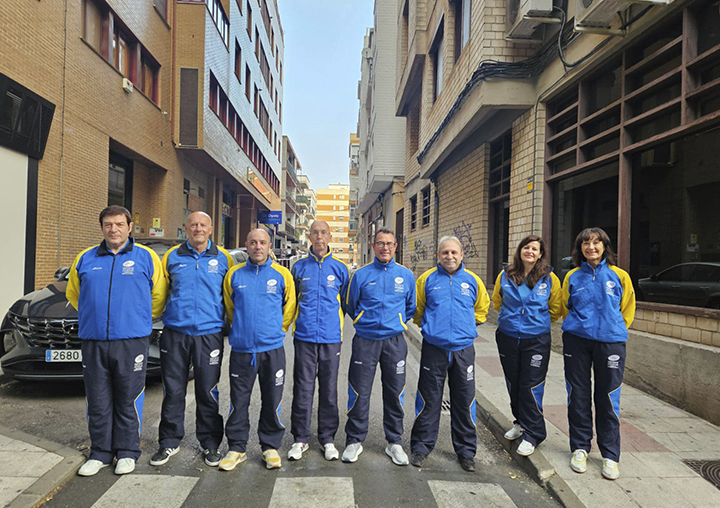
[
  {"xmin": 227, "ymin": 248, "xmax": 249, "ymax": 265},
  {"xmin": 0, "ymin": 238, "xmax": 182, "ymax": 381},
  {"xmin": 638, "ymin": 262, "xmax": 720, "ymax": 309}
]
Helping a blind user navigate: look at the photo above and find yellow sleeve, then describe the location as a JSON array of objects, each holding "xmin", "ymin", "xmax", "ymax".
[
  {"xmin": 147, "ymin": 249, "xmax": 167, "ymax": 319},
  {"xmin": 66, "ymin": 251, "xmax": 86, "ymax": 311},
  {"xmin": 280, "ymin": 265, "xmax": 297, "ymax": 332},
  {"xmin": 223, "ymin": 265, "xmax": 240, "ymax": 326},
  {"xmin": 470, "ymin": 271, "xmax": 490, "ymax": 325},
  {"xmin": 491, "ymin": 271, "xmax": 503, "ymax": 312},
  {"xmin": 548, "ymin": 272, "xmax": 563, "ymax": 323},
  {"xmin": 412, "ymin": 270, "xmax": 430, "ymax": 327},
  {"xmin": 561, "ymin": 268, "xmax": 578, "ymax": 320},
  {"xmin": 218, "ymin": 246, "xmax": 235, "ymax": 269},
  {"xmin": 161, "ymin": 246, "xmax": 179, "ymax": 294},
  {"xmin": 612, "ymin": 266, "xmax": 636, "ymax": 329}
]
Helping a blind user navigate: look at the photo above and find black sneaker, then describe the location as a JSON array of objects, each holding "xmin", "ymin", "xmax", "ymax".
[
  {"xmin": 203, "ymin": 448, "xmax": 222, "ymax": 467},
  {"xmin": 150, "ymin": 447, "xmax": 179, "ymax": 466},
  {"xmin": 459, "ymin": 456, "xmax": 476, "ymax": 472},
  {"xmin": 410, "ymin": 452, "xmax": 426, "ymax": 467}
]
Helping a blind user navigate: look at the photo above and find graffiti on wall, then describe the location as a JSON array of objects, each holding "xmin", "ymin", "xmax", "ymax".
[
  {"xmin": 407, "ymin": 237, "xmax": 434, "ymax": 273},
  {"xmin": 453, "ymin": 221, "xmax": 479, "ymax": 258}
]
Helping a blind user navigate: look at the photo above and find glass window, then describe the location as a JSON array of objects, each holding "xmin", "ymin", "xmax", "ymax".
[{"xmin": 84, "ymin": 0, "xmax": 103, "ymax": 52}]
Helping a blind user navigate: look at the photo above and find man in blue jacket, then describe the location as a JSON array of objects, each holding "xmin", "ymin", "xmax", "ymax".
[
  {"xmin": 219, "ymin": 228, "xmax": 296, "ymax": 471},
  {"xmin": 67, "ymin": 205, "xmax": 167, "ymax": 477},
  {"xmin": 288, "ymin": 220, "xmax": 349, "ymax": 462},
  {"xmin": 343, "ymin": 228, "xmax": 416, "ymax": 465},
  {"xmin": 411, "ymin": 236, "xmax": 490, "ymax": 472},
  {"xmin": 150, "ymin": 211, "xmax": 233, "ymax": 468}
]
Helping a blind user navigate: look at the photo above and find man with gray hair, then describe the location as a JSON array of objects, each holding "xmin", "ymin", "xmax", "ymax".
[
  {"xmin": 410, "ymin": 235, "xmax": 490, "ymax": 472},
  {"xmin": 343, "ymin": 228, "xmax": 416, "ymax": 465}
]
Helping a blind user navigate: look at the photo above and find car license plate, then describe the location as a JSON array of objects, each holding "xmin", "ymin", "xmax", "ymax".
[{"xmin": 45, "ymin": 350, "xmax": 82, "ymax": 362}]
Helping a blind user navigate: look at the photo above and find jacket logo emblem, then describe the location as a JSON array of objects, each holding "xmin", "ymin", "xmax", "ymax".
[
  {"xmin": 460, "ymin": 281, "xmax": 471, "ymax": 297},
  {"xmin": 327, "ymin": 275, "xmax": 336, "ymax": 288},
  {"xmin": 606, "ymin": 280, "xmax": 616, "ymax": 296},
  {"xmin": 209, "ymin": 259, "xmax": 219, "ymax": 266},
  {"xmin": 394, "ymin": 277, "xmax": 404, "ymax": 293},
  {"xmin": 122, "ymin": 260, "xmax": 135, "ymax": 276},
  {"xmin": 395, "ymin": 277, "xmax": 404, "ymax": 284},
  {"xmin": 208, "ymin": 258, "xmax": 219, "ymax": 273},
  {"xmin": 267, "ymin": 279, "xmax": 278, "ymax": 294}
]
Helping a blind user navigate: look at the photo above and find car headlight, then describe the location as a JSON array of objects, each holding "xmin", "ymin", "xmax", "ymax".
[{"xmin": 3, "ymin": 332, "xmax": 17, "ymax": 354}]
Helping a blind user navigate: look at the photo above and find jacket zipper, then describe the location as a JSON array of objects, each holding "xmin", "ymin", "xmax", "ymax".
[
  {"xmin": 316, "ymin": 258, "xmax": 322, "ymax": 336},
  {"xmin": 106, "ymin": 255, "xmax": 117, "ymax": 340}
]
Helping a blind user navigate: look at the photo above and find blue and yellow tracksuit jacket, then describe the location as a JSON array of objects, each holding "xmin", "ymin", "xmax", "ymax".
[
  {"xmin": 561, "ymin": 259, "xmax": 636, "ymax": 343},
  {"xmin": 67, "ymin": 238, "xmax": 167, "ymax": 340},
  {"xmin": 414, "ymin": 263, "xmax": 490, "ymax": 351},
  {"xmin": 291, "ymin": 248, "xmax": 350, "ymax": 344},
  {"xmin": 161, "ymin": 240, "xmax": 234, "ymax": 336},
  {"xmin": 346, "ymin": 258, "xmax": 416, "ymax": 340},
  {"xmin": 492, "ymin": 270, "xmax": 563, "ymax": 339},
  {"xmin": 223, "ymin": 257, "xmax": 296, "ymax": 353}
]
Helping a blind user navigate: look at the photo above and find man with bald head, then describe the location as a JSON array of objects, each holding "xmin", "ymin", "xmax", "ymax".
[
  {"xmin": 151, "ymin": 211, "xmax": 234, "ymax": 468},
  {"xmin": 220, "ymin": 228, "xmax": 296, "ymax": 471},
  {"xmin": 410, "ymin": 236, "xmax": 490, "ymax": 472},
  {"xmin": 287, "ymin": 220, "xmax": 349, "ymax": 461}
]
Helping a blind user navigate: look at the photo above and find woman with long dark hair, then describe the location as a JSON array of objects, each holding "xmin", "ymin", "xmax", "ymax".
[
  {"xmin": 561, "ymin": 227, "xmax": 635, "ymax": 480},
  {"xmin": 492, "ymin": 235, "xmax": 562, "ymax": 457}
]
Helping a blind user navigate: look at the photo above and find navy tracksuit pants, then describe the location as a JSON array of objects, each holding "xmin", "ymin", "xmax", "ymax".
[
  {"xmin": 81, "ymin": 337, "xmax": 148, "ymax": 463},
  {"xmin": 411, "ymin": 341, "xmax": 477, "ymax": 459},
  {"xmin": 225, "ymin": 346, "xmax": 286, "ymax": 452},
  {"xmin": 345, "ymin": 334, "xmax": 407, "ymax": 446},
  {"xmin": 563, "ymin": 332, "xmax": 625, "ymax": 461},
  {"xmin": 158, "ymin": 328, "xmax": 224, "ymax": 450},
  {"xmin": 496, "ymin": 330, "xmax": 551, "ymax": 447},
  {"xmin": 291, "ymin": 339, "xmax": 341, "ymax": 445}
]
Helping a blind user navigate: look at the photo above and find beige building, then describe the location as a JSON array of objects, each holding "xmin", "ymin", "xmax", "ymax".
[
  {"xmin": 316, "ymin": 184, "xmax": 351, "ymax": 264},
  {"xmin": 348, "ymin": 133, "xmax": 360, "ymax": 265},
  {"xmin": 295, "ymin": 173, "xmax": 316, "ymax": 250},
  {"xmin": 395, "ymin": 0, "xmax": 720, "ymax": 423},
  {"xmin": 356, "ymin": 1, "xmax": 407, "ymax": 266},
  {"xmin": 278, "ymin": 135, "xmax": 300, "ymax": 249}
]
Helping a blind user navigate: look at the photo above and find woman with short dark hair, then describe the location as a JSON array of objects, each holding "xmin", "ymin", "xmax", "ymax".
[
  {"xmin": 561, "ymin": 227, "xmax": 635, "ymax": 480},
  {"xmin": 492, "ymin": 235, "xmax": 562, "ymax": 457}
]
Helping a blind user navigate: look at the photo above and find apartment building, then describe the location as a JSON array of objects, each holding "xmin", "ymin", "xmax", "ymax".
[
  {"xmin": 296, "ymin": 173, "xmax": 316, "ymax": 249},
  {"xmin": 0, "ymin": 0, "xmax": 284, "ymax": 307},
  {"xmin": 277, "ymin": 135, "xmax": 299, "ymax": 249},
  {"xmin": 348, "ymin": 133, "xmax": 360, "ymax": 265},
  {"xmin": 316, "ymin": 184, "xmax": 351, "ymax": 264},
  {"xmin": 395, "ymin": 0, "xmax": 720, "ymax": 423},
  {"xmin": 356, "ymin": 0, "xmax": 407, "ymax": 266}
]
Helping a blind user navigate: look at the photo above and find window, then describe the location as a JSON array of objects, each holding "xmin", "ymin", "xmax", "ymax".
[
  {"xmin": 279, "ymin": 101, "xmax": 282, "ymax": 123},
  {"xmin": 432, "ymin": 34, "xmax": 444, "ymax": 101},
  {"xmin": 421, "ymin": 186, "xmax": 430, "ymax": 227},
  {"xmin": 255, "ymin": 28, "xmax": 260, "ymax": 58},
  {"xmin": 254, "ymin": 85, "xmax": 259, "ymax": 116},
  {"xmin": 207, "ymin": 0, "xmax": 230, "ymax": 47},
  {"xmin": 246, "ymin": 1, "xmax": 252, "ymax": 37},
  {"xmin": 113, "ymin": 30, "xmax": 131, "ymax": 77},
  {"xmin": 234, "ymin": 40, "xmax": 241, "ymax": 82},
  {"xmin": 245, "ymin": 65, "xmax": 251, "ymax": 100},
  {"xmin": 454, "ymin": 0, "xmax": 471, "ymax": 60},
  {"xmin": 108, "ymin": 154, "xmax": 132, "ymax": 210},
  {"xmin": 236, "ymin": 0, "xmax": 242, "ymax": 14},
  {"xmin": 259, "ymin": 43, "xmax": 271, "ymax": 88},
  {"xmin": 84, "ymin": 0, "xmax": 103, "ymax": 52},
  {"xmin": 279, "ymin": 61, "xmax": 283, "ymax": 84},
  {"xmin": 260, "ymin": 0, "xmax": 272, "ymax": 40},
  {"xmin": 489, "ymin": 130, "xmax": 511, "ymax": 279},
  {"xmin": 140, "ymin": 54, "xmax": 159, "ymax": 103},
  {"xmin": 410, "ymin": 195, "xmax": 417, "ymax": 231}
]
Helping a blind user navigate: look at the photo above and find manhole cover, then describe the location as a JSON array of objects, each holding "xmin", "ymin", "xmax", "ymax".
[
  {"xmin": 441, "ymin": 399, "xmax": 451, "ymax": 414},
  {"xmin": 683, "ymin": 460, "xmax": 720, "ymax": 491}
]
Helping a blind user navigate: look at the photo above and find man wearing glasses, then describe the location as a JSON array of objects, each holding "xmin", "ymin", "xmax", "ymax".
[{"xmin": 343, "ymin": 228, "xmax": 416, "ymax": 465}]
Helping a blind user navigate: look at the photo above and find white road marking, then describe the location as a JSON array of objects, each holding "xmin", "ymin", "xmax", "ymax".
[
  {"xmin": 268, "ymin": 477, "xmax": 354, "ymax": 508},
  {"xmin": 428, "ymin": 480, "xmax": 517, "ymax": 508},
  {"xmin": 91, "ymin": 474, "xmax": 197, "ymax": 508}
]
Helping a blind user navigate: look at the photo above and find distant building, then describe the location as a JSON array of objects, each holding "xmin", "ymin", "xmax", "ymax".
[
  {"xmin": 278, "ymin": 135, "xmax": 300, "ymax": 249},
  {"xmin": 316, "ymin": 184, "xmax": 351, "ymax": 264}
]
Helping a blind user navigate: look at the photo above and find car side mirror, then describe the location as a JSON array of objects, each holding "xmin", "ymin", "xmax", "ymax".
[{"xmin": 55, "ymin": 267, "xmax": 70, "ymax": 280}]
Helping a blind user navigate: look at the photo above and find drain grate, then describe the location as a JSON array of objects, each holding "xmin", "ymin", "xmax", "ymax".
[
  {"xmin": 683, "ymin": 460, "xmax": 720, "ymax": 491},
  {"xmin": 441, "ymin": 399, "xmax": 451, "ymax": 414}
]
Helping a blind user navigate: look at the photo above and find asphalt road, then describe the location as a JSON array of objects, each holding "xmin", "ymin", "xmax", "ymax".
[{"xmin": 0, "ymin": 322, "xmax": 560, "ymax": 508}]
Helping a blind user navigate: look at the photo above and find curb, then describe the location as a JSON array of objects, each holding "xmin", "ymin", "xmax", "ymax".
[
  {"xmin": 0, "ymin": 425, "xmax": 84, "ymax": 508},
  {"xmin": 404, "ymin": 326, "xmax": 585, "ymax": 508}
]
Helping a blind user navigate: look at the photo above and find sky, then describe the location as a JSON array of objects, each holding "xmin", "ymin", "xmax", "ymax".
[{"xmin": 278, "ymin": 0, "xmax": 374, "ymax": 191}]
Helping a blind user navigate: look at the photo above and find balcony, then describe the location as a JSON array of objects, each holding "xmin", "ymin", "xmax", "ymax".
[
  {"xmin": 284, "ymin": 192, "xmax": 297, "ymax": 215},
  {"xmin": 285, "ymin": 222, "xmax": 296, "ymax": 240},
  {"xmin": 285, "ymin": 159, "xmax": 299, "ymax": 188},
  {"xmin": 296, "ymin": 194, "xmax": 310, "ymax": 211},
  {"xmin": 296, "ymin": 220, "xmax": 309, "ymax": 232},
  {"xmin": 396, "ymin": 0, "xmax": 427, "ymax": 116}
]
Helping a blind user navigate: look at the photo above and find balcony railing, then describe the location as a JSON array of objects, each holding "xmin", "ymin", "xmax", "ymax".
[{"xmin": 296, "ymin": 195, "xmax": 310, "ymax": 209}]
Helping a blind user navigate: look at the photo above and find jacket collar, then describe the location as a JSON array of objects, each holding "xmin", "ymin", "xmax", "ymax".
[
  {"xmin": 247, "ymin": 256, "xmax": 274, "ymax": 269},
  {"xmin": 436, "ymin": 262, "xmax": 464, "ymax": 277},
  {"xmin": 373, "ymin": 257, "xmax": 396, "ymax": 269},
  {"xmin": 178, "ymin": 239, "xmax": 218, "ymax": 257},
  {"xmin": 581, "ymin": 258, "xmax": 607, "ymax": 273},
  {"xmin": 97, "ymin": 237, "xmax": 134, "ymax": 256},
  {"xmin": 309, "ymin": 246, "xmax": 332, "ymax": 263}
]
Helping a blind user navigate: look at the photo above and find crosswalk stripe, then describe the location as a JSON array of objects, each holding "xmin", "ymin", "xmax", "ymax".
[
  {"xmin": 268, "ymin": 477, "xmax": 354, "ymax": 508},
  {"xmin": 90, "ymin": 474, "xmax": 198, "ymax": 508},
  {"xmin": 428, "ymin": 480, "xmax": 517, "ymax": 508}
]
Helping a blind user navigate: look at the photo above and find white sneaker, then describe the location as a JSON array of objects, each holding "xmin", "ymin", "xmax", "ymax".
[
  {"xmin": 504, "ymin": 423, "xmax": 524, "ymax": 441},
  {"xmin": 570, "ymin": 449, "xmax": 588, "ymax": 473},
  {"xmin": 78, "ymin": 459, "xmax": 110, "ymax": 477},
  {"xmin": 342, "ymin": 443, "xmax": 363, "ymax": 463},
  {"xmin": 115, "ymin": 458, "xmax": 135, "ymax": 475},
  {"xmin": 385, "ymin": 443, "xmax": 409, "ymax": 466},
  {"xmin": 602, "ymin": 458, "xmax": 620, "ymax": 480},
  {"xmin": 287, "ymin": 442, "xmax": 309, "ymax": 461},
  {"xmin": 324, "ymin": 443, "xmax": 339, "ymax": 461},
  {"xmin": 516, "ymin": 440, "xmax": 535, "ymax": 456}
]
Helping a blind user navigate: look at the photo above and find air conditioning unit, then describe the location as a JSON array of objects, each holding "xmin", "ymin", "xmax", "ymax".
[
  {"xmin": 122, "ymin": 78, "xmax": 134, "ymax": 94},
  {"xmin": 506, "ymin": 0, "xmax": 557, "ymax": 41},
  {"xmin": 362, "ymin": 47, "xmax": 373, "ymax": 60},
  {"xmin": 575, "ymin": 0, "xmax": 670, "ymax": 31}
]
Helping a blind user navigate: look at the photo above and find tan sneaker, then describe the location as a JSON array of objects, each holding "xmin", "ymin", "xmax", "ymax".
[
  {"xmin": 602, "ymin": 458, "xmax": 620, "ymax": 480},
  {"xmin": 219, "ymin": 451, "xmax": 247, "ymax": 471},
  {"xmin": 570, "ymin": 449, "xmax": 588, "ymax": 473},
  {"xmin": 263, "ymin": 449, "xmax": 282, "ymax": 469}
]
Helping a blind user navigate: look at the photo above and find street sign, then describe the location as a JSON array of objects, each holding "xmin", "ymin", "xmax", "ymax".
[{"xmin": 258, "ymin": 210, "xmax": 282, "ymax": 224}]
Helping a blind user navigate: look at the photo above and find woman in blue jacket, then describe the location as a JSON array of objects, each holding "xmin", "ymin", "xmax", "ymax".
[
  {"xmin": 561, "ymin": 227, "xmax": 635, "ymax": 481},
  {"xmin": 492, "ymin": 235, "xmax": 562, "ymax": 457}
]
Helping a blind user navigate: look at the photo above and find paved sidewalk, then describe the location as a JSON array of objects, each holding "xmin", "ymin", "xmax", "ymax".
[
  {"xmin": 0, "ymin": 425, "xmax": 83, "ymax": 508},
  {"xmin": 406, "ymin": 321, "xmax": 720, "ymax": 508}
]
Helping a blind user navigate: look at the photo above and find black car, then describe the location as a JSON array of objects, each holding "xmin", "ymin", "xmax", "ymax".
[
  {"xmin": 0, "ymin": 238, "xmax": 181, "ymax": 381},
  {"xmin": 638, "ymin": 262, "xmax": 720, "ymax": 309}
]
